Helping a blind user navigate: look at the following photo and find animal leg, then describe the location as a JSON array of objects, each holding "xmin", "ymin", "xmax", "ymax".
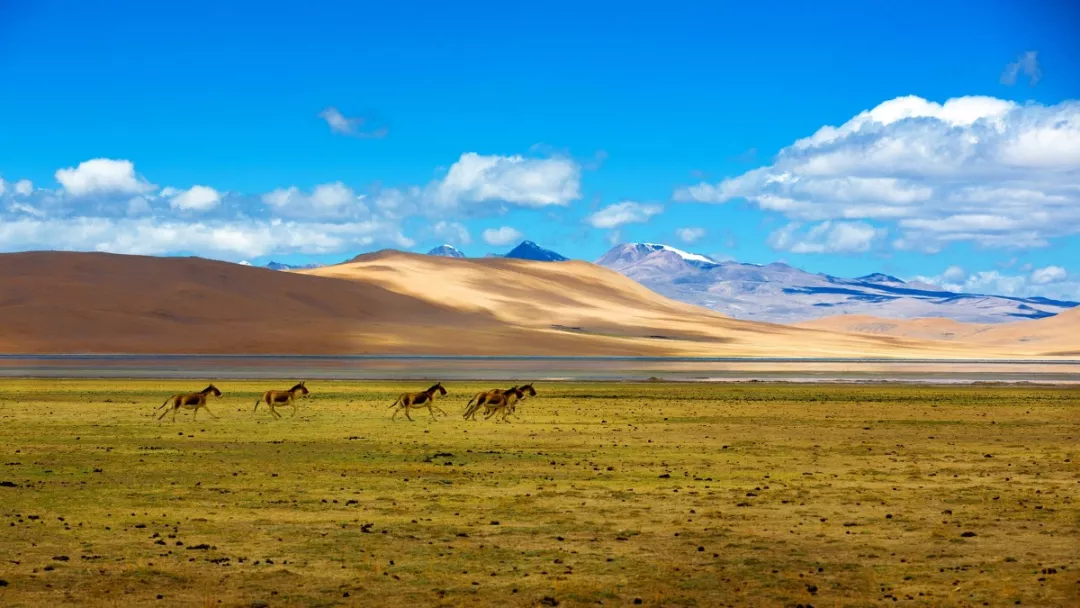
[
  {"xmin": 291, "ymin": 401, "xmax": 298, "ymax": 417},
  {"xmin": 202, "ymin": 405, "xmax": 219, "ymax": 419},
  {"xmin": 270, "ymin": 404, "xmax": 282, "ymax": 419},
  {"xmin": 405, "ymin": 407, "xmax": 414, "ymax": 422},
  {"xmin": 193, "ymin": 407, "xmax": 199, "ymax": 420}
]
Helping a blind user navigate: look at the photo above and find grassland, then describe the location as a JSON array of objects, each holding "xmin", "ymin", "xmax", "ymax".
[{"xmin": 0, "ymin": 380, "xmax": 1077, "ymax": 607}]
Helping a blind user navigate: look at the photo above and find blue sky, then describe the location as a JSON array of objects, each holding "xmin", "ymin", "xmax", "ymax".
[{"xmin": 1, "ymin": 0, "xmax": 1078, "ymax": 298}]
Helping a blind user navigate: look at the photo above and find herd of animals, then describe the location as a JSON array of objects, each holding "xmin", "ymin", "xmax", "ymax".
[{"xmin": 155, "ymin": 381, "xmax": 539, "ymax": 423}]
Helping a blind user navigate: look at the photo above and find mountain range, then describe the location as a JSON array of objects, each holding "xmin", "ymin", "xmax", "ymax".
[
  {"xmin": 594, "ymin": 243, "xmax": 1077, "ymax": 324},
  {"xmin": 426, "ymin": 244, "xmax": 466, "ymax": 258},
  {"xmin": 0, "ymin": 250, "xmax": 1074, "ymax": 357},
  {"xmin": 264, "ymin": 240, "xmax": 1075, "ymax": 326},
  {"xmin": 264, "ymin": 261, "xmax": 324, "ymax": 271}
]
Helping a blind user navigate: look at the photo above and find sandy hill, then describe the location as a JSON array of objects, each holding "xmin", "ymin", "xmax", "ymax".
[
  {"xmin": 0, "ymin": 249, "xmax": 1049, "ymax": 357},
  {"xmin": 799, "ymin": 310, "xmax": 1080, "ymax": 356},
  {"xmin": 797, "ymin": 315, "xmax": 995, "ymax": 342},
  {"xmin": 970, "ymin": 307, "xmax": 1080, "ymax": 356}
]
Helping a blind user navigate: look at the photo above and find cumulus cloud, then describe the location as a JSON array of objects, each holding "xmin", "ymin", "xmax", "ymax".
[
  {"xmin": 914, "ymin": 265, "xmax": 1076, "ymax": 300},
  {"xmin": 0, "ymin": 216, "xmax": 410, "ymax": 259},
  {"xmin": 433, "ymin": 153, "xmax": 580, "ymax": 208},
  {"xmin": 675, "ymin": 95, "xmax": 1080, "ymax": 252},
  {"xmin": 585, "ymin": 201, "xmax": 663, "ymax": 229},
  {"xmin": 483, "ymin": 226, "xmax": 523, "ymax": 246},
  {"xmin": 942, "ymin": 264, "xmax": 966, "ymax": 282},
  {"xmin": 55, "ymin": 158, "xmax": 156, "ymax": 197},
  {"xmin": 1, "ymin": 150, "xmax": 575, "ymax": 261},
  {"xmin": 261, "ymin": 182, "xmax": 367, "ymax": 218},
  {"xmin": 432, "ymin": 221, "xmax": 471, "ymax": 245},
  {"xmin": 168, "ymin": 185, "xmax": 222, "ymax": 212},
  {"xmin": 318, "ymin": 107, "xmax": 388, "ymax": 138},
  {"xmin": 1001, "ymin": 51, "xmax": 1041, "ymax": 86},
  {"xmin": 1030, "ymin": 265, "xmax": 1067, "ymax": 285},
  {"xmin": 676, "ymin": 227, "xmax": 706, "ymax": 244},
  {"xmin": 767, "ymin": 221, "xmax": 884, "ymax": 254}
]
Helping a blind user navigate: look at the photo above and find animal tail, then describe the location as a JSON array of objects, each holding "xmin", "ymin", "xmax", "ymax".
[
  {"xmin": 157, "ymin": 397, "xmax": 172, "ymax": 411},
  {"xmin": 389, "ymin": 395, "xmax": 402, "ymax": 408},
  {"xmin": 253, "ymin": 398, "xmax": 262, "ymax": 412}
]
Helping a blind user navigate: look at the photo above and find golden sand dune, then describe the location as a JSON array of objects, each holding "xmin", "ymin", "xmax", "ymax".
[
  {"xmin": 964, "ymin": 308, "xmax": 1080, "ymax": 356},
  {"xmin": 799, "ymin": 309, "xmax": 1080, "ymax": 356},
  {"xmin": 299, "ymin": 250, "xmax": 980, "ymax": 357},
  {"xmin": 0, "ymin": 250, "xmax": 1062, "ymax": 357},
  {"xmin": 797, "ymin": 315, "xmax": 995, "ymax": 342}
]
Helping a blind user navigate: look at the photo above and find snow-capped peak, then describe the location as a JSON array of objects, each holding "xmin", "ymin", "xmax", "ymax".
[
  {"xmin": 427, "ymin": 244, "xmax": 466, "ymax": 258},
  {"xmin": 636, "ymin": 243, "xmax": 715, "ymax": 265}
]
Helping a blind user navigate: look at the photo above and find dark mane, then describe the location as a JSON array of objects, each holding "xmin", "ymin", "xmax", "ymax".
[
  {"xmin": 289, "ymin": 382, "xmax": 305, "ymax": 392},
  {"xmin": 425, "ymin": 382, "xmax": 446, "ymax": 396}
]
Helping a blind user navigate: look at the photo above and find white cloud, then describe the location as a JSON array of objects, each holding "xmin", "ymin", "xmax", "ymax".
[
  {"xmin": 433, "ymin": 153, "xmax": 580, "ymax": 208},
  {"xmin": 483, "ymin": 226, "xmax": 523, "ymax": 246},
  {"xmin": 913, "ymin": 265, "xmax": 1078, "ymax": 301},
  {"xmin": 585, "ymin": 201, "xmax": 663, "ymax": 229},
  {"xmin": 261, "ymin": 182, "xmax": 367, "ymax": 218},
  {"xmin": 675, "ymin": 95, "xmax": 1080, "ymax": 251},
  {"xmin": 1001, "ymin": 51, "xmax": 1041, "ymax": 86},
  {"xmin": 767, "ymin": 221, "xmax": 883, "ymax": 254},
  {"xmin": 14, "ymin": 179, "xmax": 33, "ymax": 196},
  {"xmin": 2, "ymin": 149, "xmax": 577, "ymax": 262},
  {"xmin": 0, "ymin": 216, "xmax": 410, "ymax": 260},
  {"xmin": 676, "ymin": 227, "xmax": 706, "ymax": 244},
  {"xmin": 318, "ymin": 107, "xmax": 388, "ymax": 138},
  {"xmin": 1031, "ymin": 265, "xmax": 1067, "ymax": 285},
  {"xmin": 168, "ymin": 185, "xmax": 222, "ymax": 212},
  {"xmin": 55, "ymin": 158, "xmax": 156, "ymax": 197},
  {"xmin": 942, "ymin": 265, "xmax": 966, "ymax": 282},
  {"xmin": 432, "ymin": 221, "xmax": 471, "ymax": 245},
  {"xmin": 0, "ymin": 178, "xmax": 5, "ymax": 196},
  {"xmin": 8, "ymin": 202, "xmax": 45, "ymax": 218},
  {"xmin": 127, "ymin": 197, "xmax": 152, "ymax": 216}
]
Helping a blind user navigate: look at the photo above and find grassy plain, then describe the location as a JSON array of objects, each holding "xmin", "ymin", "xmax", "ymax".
[{"xmin": 0, "ymin": 380, "xmax": 1077, "ymax": 607}]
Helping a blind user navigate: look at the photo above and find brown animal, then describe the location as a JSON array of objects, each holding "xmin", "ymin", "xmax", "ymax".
[
  {"xmin": 479, "ymin": 386, "xmax": 527, "ymax": 423},
  {"xmin": 390, "ymin": 382, "xmax": 448, "ymax": 421},
  {"xmin": 157, "ymin": 384, "xmax": 222, "ymax": 422},
  {"xmin": 254, "ymin": 382, "xmax": 310, "ymax": 418},
  {"xmin": 465, "ymin": 383, "xmax": 537, "ymax": 421}
]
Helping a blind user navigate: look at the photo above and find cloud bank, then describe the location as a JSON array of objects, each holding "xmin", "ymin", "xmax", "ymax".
[
  {"xmin": 0, "ymin": 151, "xmax": 581, "ymax": 261},
  {"xmin": 676, "ymin": 95, "xmax": 1080, "ymax": 252}
]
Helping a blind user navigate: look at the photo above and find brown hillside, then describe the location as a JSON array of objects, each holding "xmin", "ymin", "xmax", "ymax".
[
  {"xmin": 798, "ymin": 309, "xmax": 1080, "ymax": 356},
  {"xmin": 0, "ymin": 250, "xmax": 1037, "ymax": 357}
]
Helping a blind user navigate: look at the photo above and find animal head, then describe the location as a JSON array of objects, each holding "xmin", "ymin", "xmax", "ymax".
[
  {"xmin": 205, "ymin": 384, "xmax": 222, "ymax": 397},
  {"xmin": 291, "ymin": 381, "xmax": 310, "ymax": 396},
  {"xmin": 519, "ymin": 383, "xmax": 537, "ymax": 397},
  {"xmin": 508, "ymin": 386, "xmax": 525, "ymax": 398},
  {"xmin": 434, "ymin": 382, "xmax": 447, "ymax": 396}
]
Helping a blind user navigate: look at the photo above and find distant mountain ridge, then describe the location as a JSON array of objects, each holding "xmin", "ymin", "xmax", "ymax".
[
  {"xmin": 596, "ymin": 243, "xmax": 1077, "ymax": 324},
  {"xmin": 265, "ymin": 261, "xmax": 324, "ymax": 271},
  {"xmin": 501, "ymin": 240, "xmax": 569, "ymax": 262},
  {"xmin": 426, "ymin": 244, "xmax": 466, "ymax": 258}
]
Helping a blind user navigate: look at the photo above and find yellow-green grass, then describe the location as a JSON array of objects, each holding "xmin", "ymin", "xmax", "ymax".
[{"xmin": 0, "ymin": 380, "xmax": 1077, "ymax": 607}]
